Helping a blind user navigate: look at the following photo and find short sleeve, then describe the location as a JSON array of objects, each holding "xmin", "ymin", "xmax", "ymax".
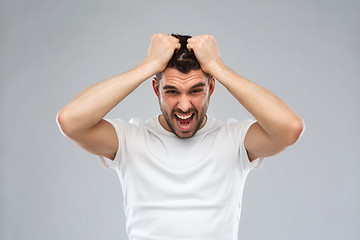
[
  {"xmin": 98, "ymin": 118, "xmax": 125, "ymax": 170},
  {"xmin": 227, "ymin": 119, "xmax": 264, "ymax": 171}
]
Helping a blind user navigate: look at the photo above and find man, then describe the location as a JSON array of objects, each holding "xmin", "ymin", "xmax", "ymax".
[{"xmin": 57, "ymin": 33, "xmax": 304, "ymax": 240}]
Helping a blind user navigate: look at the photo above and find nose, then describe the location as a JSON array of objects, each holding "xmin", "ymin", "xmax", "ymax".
[{"xmin": 177, "ymin": 94, "xmax": 192, "ymax": 112}]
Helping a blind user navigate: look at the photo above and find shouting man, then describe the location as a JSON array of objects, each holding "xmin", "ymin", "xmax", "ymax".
[{"xmin": 57, "ymin": 33, "xmax": 304, "ymax": 240}]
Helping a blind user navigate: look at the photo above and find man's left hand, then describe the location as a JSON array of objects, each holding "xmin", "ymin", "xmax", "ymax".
[{"xmin": 186, "ymin": 34, "xmax": 223, "ymax": 75}]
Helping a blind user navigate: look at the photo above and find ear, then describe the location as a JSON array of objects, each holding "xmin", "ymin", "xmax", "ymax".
[
  {"xmin": 152, "ymin": 77, "xmax": 160, "ymax": 98},
  {"xmin": 209, "ymin": 76, "xmax": 215, "ymax": 96}
]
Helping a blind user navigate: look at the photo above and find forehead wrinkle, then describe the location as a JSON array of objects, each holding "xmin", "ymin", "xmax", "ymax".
[
  {"xmin": 159, "ymin": 69, "xmax": 209, "ymax": 93},
  {"xmin": 162, "ymin": 82, "xmax": 206, "ymax": 91},
  {"xmin": 164, "ymin": 74, "xmax": 201, "ymax": 82},
  {"xmin": 161, "ymin": 74, "xmax": 207, "ymax": 89},
  {"xmin": 161, "ymin": 68, "xmax": 204, "ymax": 80}
]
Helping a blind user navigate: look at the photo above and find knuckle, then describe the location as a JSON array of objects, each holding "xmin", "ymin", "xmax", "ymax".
[{"xmin": 153, "ymin": 33, "xmax": 165, "ymax": 39}]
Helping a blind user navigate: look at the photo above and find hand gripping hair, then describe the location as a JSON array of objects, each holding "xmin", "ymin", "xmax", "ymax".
[{"xmin": 156, "ymin": 34, "xmax": 210, "ymax": 81}]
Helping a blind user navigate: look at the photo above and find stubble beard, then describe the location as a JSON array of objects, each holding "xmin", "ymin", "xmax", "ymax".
[{"xmin": 160, "ymin": 103, "xmax": 208, "ymax": 139}]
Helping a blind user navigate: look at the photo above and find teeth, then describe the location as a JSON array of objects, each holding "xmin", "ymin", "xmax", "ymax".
[{"xmin": 176, "ymin": 113, "xmax": 192, "ymax": 119}]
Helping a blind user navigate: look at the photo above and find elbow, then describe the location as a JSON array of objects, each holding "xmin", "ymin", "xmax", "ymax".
[
  {"xmin": 56, "ymin": 108, "xmax": 73, "ymax": 137},
  {"xmin": 283, "ymin": 117, "xmax": 305, "ymax": 146}
]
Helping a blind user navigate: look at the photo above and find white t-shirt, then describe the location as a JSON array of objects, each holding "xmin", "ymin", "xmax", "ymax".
[{"xmin": 99, "ymin": 116, "xmax": 264, "ymax": 240}]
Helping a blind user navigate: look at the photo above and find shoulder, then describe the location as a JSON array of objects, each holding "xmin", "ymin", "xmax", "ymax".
[
  {"xmin": 107, "ymin": 117, "xmax": 149, "ymax": 127},
  {"xmin": 213, "ymin": 118, "xmax": 257, "ymax": 144},
  {"xmin": 199, "ymin": 116, "xmax": 255, "ymax": 140},
  {"xmin": 104, "ymin": 117, "xmax": 151, "ymax": 136},
  {"xmin": 224, "ymin": 118, "xmax": 256, "ymax": 134}
]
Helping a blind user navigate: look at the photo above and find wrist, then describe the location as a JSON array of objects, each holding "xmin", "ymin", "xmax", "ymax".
[
  {"xmin": 143, "ymin": 57, "xmax": 167, "ymax": 75},
  {"xmin": 205, "ymin": 59, "xmax": 227, "ymax": 78},
  {"xmin": 140, "ymin": 58, "xmax": 163, "ymax": 76}
]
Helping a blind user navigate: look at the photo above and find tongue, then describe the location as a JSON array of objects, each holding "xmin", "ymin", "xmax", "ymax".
[{"xmin": 179, "ymin": 117, "xmax": 191, "ymax": 125}]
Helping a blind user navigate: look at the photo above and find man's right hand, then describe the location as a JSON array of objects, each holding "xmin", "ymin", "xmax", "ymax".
[
  {"xmin": 145, "ymin": 33, "xmax": 181, "ymax": 73},
  {"xmin": 57, "ymin": 34, "xmax": 178, "ymax": 161}
]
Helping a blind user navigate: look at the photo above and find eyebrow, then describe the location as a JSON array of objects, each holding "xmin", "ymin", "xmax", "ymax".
[
  {"xmin": 162, "ymin": 82, "xmax": 206, "ymax": 90},
  {"xmin": 190, "ymin": 83, "xmax": 206, "ymax": 89},
  {"xmin": 162, "ymin": 85, "xmax": 177, "ymax": 90}
]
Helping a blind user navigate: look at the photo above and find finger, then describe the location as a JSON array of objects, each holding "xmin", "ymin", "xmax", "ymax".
[
  {"xmin": 187, "ymin": 37, "xmax": 195, "ymax": 43},
  {"xmin": 169, "ymin": 35, "xmax": 180, "ymax": 42},
  {"xmin": 188, "ymin": 35, "xmax": 203, "ymax": 41},
  {"xmin": 186, "ymin": 43, "xmax": 193, "ymax": 51}
]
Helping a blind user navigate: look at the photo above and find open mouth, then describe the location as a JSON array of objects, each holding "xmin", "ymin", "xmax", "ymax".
[{"xmin": 174, "ymin": 113, "xmax": 195, "ymax": 131}]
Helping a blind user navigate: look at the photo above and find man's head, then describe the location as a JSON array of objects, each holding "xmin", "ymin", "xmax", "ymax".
[{"xmin": 152, "ymin": 34, "xmax": 215, "ymax": 138}]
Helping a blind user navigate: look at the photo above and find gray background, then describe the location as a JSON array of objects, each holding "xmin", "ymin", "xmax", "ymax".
[{"xmin": 1, "ymin": 0, "xmax": 359, "ymax": 239}]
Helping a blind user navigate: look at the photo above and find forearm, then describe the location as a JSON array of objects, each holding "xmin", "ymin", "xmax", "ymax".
[
  {"xmin": 57, "ymin": 59, "xmax": 157, "ymax": 135},
  {"xmin": 210, "ymin": 62, "xmax": 303, "ymax": 144}
]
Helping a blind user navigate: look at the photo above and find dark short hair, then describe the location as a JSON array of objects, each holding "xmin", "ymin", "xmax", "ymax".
[{"xmin": 155, "ymin": 33, "xmax": 210, "ymax": 81}]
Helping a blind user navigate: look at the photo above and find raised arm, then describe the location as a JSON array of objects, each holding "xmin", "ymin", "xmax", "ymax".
[
  {"xmin": 187, "ymin": 35, "xmax": 304, "ymax": 161},
  {"xmin": 57, "ymin": 33, "xmax": 180, "ymax": 160}
]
